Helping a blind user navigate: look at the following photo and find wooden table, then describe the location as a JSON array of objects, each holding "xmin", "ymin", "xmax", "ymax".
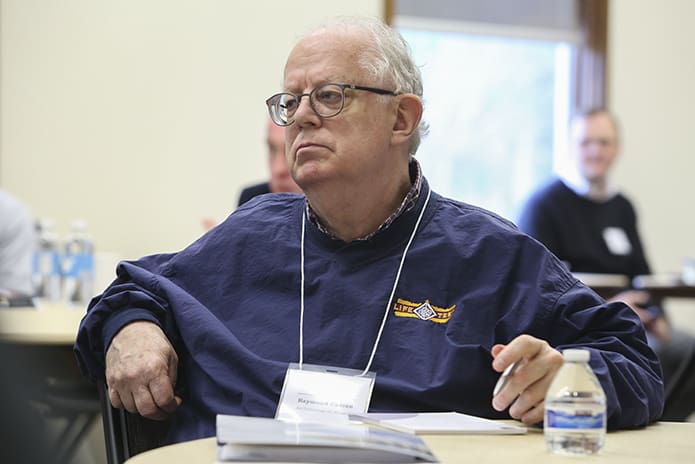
[
  {"xmin": 573, "ymin": 273, "xmax": 695, "ymax": 300},
  {"xmin": 572, "ymin": 273, "xmax": 630, "ymax": 299},
  {"xmin": 632, "ymin": 274, "xmax": 695, "ymax": 299},
  {"xmin": 125, "ymin": 421, "xmax": 695, "ymax": 464},
  {"xmin": 0, "ymin": 301, "xmax": 86, "ymax": 345}
]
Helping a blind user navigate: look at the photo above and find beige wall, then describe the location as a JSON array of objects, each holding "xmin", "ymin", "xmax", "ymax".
[
  {"xmin": 0, "ymin": 0, "xmax": 380, "ymax": 260},
  {"xmin": 2, "ymin": 1, "xmax": 694, "ymax": 327},
  {"xmin": 609, "ymin": 0, "xmax": 695, "ymax": 332},
  {"xmin": 609, "ymin": 0, "xmax": 695, "ymax": 272}
]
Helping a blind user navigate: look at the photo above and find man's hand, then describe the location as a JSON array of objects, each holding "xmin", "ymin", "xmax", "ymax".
[
  {"xmin": 105, "ymin": 321, "xmax": 182, "ymax": 420},
  {"xmin": 608, "ymin": 290, "xmax": 670, "ymax": 342},
  {"xmin": 490, "ymin": 334, "xmax": 563, "ymax": 425},
  {"xmin": 608, "ymin": 289, "xmax": 650, "ymax": 321}
]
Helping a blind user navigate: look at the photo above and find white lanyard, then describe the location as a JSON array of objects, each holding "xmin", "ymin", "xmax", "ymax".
[{"xmin": 298, "ymin": 188, "xmax": 432, "ymax": 375}]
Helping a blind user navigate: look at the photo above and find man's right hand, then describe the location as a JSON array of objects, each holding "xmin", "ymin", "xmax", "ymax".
[{"xmin": 105, "ymin": 321, "xmax": 182, "ymax": 420}]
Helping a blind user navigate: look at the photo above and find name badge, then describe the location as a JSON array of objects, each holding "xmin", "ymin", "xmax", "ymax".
[
  {"xmin": 275, "ymin": 363, "xmax": 376, "ymax": 424},
  {"xmin": 603, "ymin": 227, "xmax": 632, "ymax": 255}
]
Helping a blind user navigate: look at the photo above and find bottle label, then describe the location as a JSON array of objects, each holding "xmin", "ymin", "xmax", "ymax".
[
  {"xmin": 34, "ymin": 250, "xmax": 61, "ymax": 276},
  {"xmin": 63, "ymin": 252, "xmax": 94, "ymax": 278},
  {"xmin": 546, "ymin": 409, "xmax": 605, "ymax": 429}
]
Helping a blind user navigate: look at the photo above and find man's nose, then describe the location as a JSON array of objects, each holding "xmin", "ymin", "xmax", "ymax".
[{"xmin": 293, "ymin": 94, "xmax": 320, "ymax": 125}]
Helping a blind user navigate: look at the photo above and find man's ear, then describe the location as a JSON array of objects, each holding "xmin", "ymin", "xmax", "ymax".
[{"xmin": 391, "ymin": 94, "xmax": 423, "ymax": 147}]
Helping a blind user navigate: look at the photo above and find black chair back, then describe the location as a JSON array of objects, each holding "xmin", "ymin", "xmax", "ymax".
[
  {"xmin": 661, "ymin": 341, "xmax": 695, "ymax": 421},
  {"xmin": 98, "ymin": 382, "xmax": 171, "ymax": 464}
]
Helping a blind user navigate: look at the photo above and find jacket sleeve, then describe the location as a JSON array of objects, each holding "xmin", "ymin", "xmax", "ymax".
[{"xmin": 73, "ymin": 254, "xmax": 179, "ymax": 382}]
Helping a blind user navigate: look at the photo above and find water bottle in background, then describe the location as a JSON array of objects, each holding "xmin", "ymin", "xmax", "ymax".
[
  {"xmin": 544, "ymin": 348, "xmax": 606, "ymax": 455},
  {"xmin": 62, "ymin": 219, "xmax": 95, "ymax": 305},
  {"xmin": 32, "ymin": 219, "xmax": 62, "ymax": 301}
]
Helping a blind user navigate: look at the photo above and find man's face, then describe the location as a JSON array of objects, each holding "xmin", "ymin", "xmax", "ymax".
[
  {"xmin": 282, "ymin": 29, "xmax": 398, "ymax": 193},
  {"xmin": 571, "ymin": 113, "xmax": 620, "ymax": 183},
  {"xmin": 267, "ymin": 121, "xmax": 301, "ymax": 194}
]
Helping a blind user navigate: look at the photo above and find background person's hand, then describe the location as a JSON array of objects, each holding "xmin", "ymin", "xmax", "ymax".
[
  {"xmin": 491, "ymin": 334, "xmax": 563, "ymax": 425},
  {"xmin": 201, "ymin": 216, "xmax": 218, "ymax": 231},
  {"xmin": 607, "ymin": 289, "xmax": 649, "ymax": 319},
  {"xmin": 608, "ymin": 290, "xmax": 670, "ymax": 343},
  {"xmin": 105, "ymin": 321, "xmax": 182, "ymax": 420}
]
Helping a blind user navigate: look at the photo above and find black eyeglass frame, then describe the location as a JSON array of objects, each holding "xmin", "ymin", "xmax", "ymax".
[{"xmin": 265, "ymin": 83, "xmax": 399, "ymax": 126}]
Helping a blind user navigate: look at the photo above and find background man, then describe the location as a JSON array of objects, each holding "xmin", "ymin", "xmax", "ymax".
[
  {"xmin": 201, "ymin": 119, "xmax": 302, "ymax": 231},
  {"xmin": 76, "ymin": 19, "xmax": 663, "ymax": 445},
  {"xmin": 518, "ymin": 108, "xmax": 695, "ymax": 421},
  {"xmin": 237, "ymin": 118, "xmax": 302, "ymax": 206}
]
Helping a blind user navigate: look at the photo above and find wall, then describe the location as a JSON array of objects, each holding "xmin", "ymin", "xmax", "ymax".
[
  {"xmin": 0, "ymin": 0, "xmax": 380, "ymax": 260},
  {"xmin": 609, "ymin": 0, "xmax": 695, "ymax": 273},
  {"xmin": 2, "ymin": 0, "xmax": 694, "ymax": 330},
  {"xmin": 609, "ymin": 0, "xmax": 695, "ymax": 332}
]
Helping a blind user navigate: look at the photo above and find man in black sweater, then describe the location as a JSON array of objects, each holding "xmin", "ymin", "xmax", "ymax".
[{"xmin": 519, "ymin": 108, "xmax": 695, "ymax": 421}]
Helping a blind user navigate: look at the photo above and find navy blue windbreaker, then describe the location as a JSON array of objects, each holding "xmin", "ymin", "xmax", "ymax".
[{"xmin": 75, "ymin": 179, "xmax": 663, "ymax": 444}]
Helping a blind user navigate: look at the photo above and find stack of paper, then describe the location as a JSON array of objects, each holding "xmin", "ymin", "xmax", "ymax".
[{"xmin": 216, "ymin": 414, "xmax": 438, "ymax": 463}]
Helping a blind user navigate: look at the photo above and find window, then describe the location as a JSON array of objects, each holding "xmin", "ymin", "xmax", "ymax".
[
  {"xmin": 389, "ymin": 0, "xmax": 606, "ymax": 223},
  {"xmin": 400, "ymin": 27, "xmax": 572, "ymax": 222}
]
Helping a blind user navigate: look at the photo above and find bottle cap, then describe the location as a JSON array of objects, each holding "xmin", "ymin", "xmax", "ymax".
[
  {"xmin": 562, "ymin": 349, "xmax": 590, "ymax": 362},
  {"xmin": 37, "ymin": 217, "xmax": 56, "ymax": 231},
  {"xmin": 71, "ymin": 219, "xmax": 88, "ymax": 232}
]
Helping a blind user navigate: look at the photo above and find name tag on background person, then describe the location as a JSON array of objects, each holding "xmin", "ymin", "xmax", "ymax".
[
  {"xmin": 275, "ymin": 363, "xmax": 376, "ymax": 424},
  {"xmin": 603, "ymin": 227, "xmax": 632, "ymax": 255}
]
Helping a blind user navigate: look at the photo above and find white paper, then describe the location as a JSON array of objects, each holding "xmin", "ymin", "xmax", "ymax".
[{"xmin": 350, "ymin": 412, "xmax": 527, "ymax": 435}]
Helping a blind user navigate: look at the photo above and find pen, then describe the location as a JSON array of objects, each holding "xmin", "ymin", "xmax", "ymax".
[{"xmin": 492, "ymin": 361, "xmax": 518, "ymax": 397}]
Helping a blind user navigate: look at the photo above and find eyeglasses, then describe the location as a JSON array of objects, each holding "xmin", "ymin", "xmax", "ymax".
[
  {"xmin": 265, "ymin": 83, "xmax": 398, "ymax": 126},
  {"xmin": 579, "ymin": 137, "xmax": 616, "ymax": 148}
]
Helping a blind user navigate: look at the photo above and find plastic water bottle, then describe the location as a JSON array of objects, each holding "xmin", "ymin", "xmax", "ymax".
[
  {"xmin": 544, "ymin": 348, "xmax": 606, "ymax": 455},
  {"xmin": 32, "ymin": 219, "xmax": 62, "ymax": 301},
  {"xmin": 62, "ymin": 220, "xmax": 95, "ymax": 305}
]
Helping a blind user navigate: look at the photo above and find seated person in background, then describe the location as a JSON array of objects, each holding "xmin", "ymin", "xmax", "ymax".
[
  {"xmin": 0, "ymin": 189, "xmax": 35, "ymax": 296},
  {"xmin": 75, "ymin": 18, "xmax": 663, "ymax": 445},
  {"xmin": 237, "ymin": 118, "xmax": 303, "ymax": 206},
  {"xmin": 518, "ymin": 108, "xmax": 695, "ymax": 421},
  {"xmin": 201, "ymin": 119, "xmax": 303, "ymax": 231}
]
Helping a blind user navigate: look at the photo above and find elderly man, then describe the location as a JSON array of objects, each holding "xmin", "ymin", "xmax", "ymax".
[{"xmin": 75, "ymin": 18, "xmax": 663, "ymax": 444}]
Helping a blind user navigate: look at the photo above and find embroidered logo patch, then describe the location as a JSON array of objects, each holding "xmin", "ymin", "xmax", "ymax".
[
  {"xmin": 413, "ymin": 302, "xmax": 436, "ymax": 320},
  {"xmin": 393, "ymin": 298, "xmax": 456, "ymax": 324}
]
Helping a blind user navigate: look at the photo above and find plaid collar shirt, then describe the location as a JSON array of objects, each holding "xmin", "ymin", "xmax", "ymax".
[{"xmin": 306, "ymin": 158, "xmax": 423, "ymax": 241}]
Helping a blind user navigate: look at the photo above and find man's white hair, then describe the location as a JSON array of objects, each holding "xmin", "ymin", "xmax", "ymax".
[{"xmin": 305, "ymin": 16, "xmax": 428, "ymax": 155}]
